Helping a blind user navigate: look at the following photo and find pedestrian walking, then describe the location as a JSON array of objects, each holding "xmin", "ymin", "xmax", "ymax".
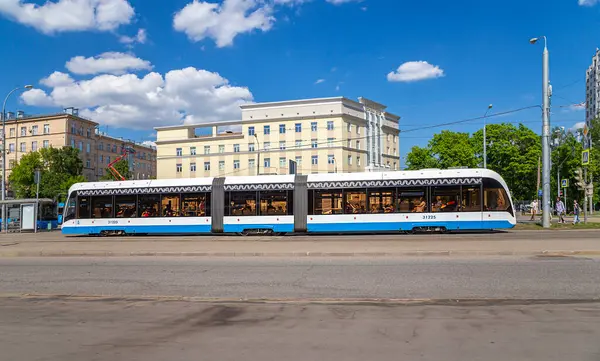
[
  {"xmin": 573, "ymin": 200, "xmax": 581, "ymax": 224},
  {"xmin": 530, "ymin": 199, "xmax": 538, "ymax": 221},
  {"xmin": 555, "ymin": 197, "xmax": 565, "ymax": 224}
]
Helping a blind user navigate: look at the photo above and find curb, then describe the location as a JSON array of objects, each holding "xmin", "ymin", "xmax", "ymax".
[{"xmin": 1, "ymin": 250, "xmax": 600, "ymax": 257}]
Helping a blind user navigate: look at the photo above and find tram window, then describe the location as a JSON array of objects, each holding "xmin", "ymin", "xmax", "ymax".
[
  {"xmin": 91, "ymin": 196, "xmax": 114, "ymax": 218},
  {"xmin": 65, "ymin": 196, "xmax": 76, "ymax": 222},
  {"xmin": 431, "ymin": 186, "xmax": 461, "ymax": 212},
  {"xmin": 161, "ymin": 194, "xmax": 181, "ymax": 217},
  {"xmin": 344, "ymin": 189, "xmax": 367, "ymax": 214},
  {"xmin": 312, "ymin": 190, "xmax": 343, "ymax": 215},
  {"xmin": 483, "ymin": 179, "xmax": 510, "ymax": 212},
  {"xmin": 182, "ymin": 193, "xmax": 209, "ymax": 217},
  {"xmin": 397, "ymin": 188, "xmax": 427, "ymax": 213},
  {"xmin": 77, "ymin": 196, "xmax": 91, "ymax": 219},
  {"xmin": 259, "ymin": 191, "xmax": 287, "ymax": 215},
  {"xmin": 115, "ymin": 195, "xmax": 137, "ymax": 218},
  {"xmin": 138, "ymin": 195, "xmax": 160, "ymax": 217},
  {"xmin": 229, "ymin": 192, "xmax": 257, "ymax": 216},
  {"xmin": 368, "ymin": 188, "xmax": 395, "ymax": 213},
  {"xmin": 462, "ymin": 186, "xmax": 482, "ymax": 212}
]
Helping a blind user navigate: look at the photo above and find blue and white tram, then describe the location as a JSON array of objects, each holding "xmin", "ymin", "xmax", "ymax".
[{"xmin": 62, "ymin": 169, "xmax": 515, "ymax": 235}]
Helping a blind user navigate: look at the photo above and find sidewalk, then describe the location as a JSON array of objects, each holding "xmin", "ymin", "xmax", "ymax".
[{"xmin": 0, "ymin": 231, "xmax": 599, "ymax": 257}]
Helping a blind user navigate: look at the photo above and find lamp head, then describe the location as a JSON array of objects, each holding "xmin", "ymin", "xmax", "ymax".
[
  {"xmin": 488, "ymin": 104, "xmax": 493, "ymax": 109},
  {"xmin": 24, "ymin": 85, "xmax": 33, "ymax": 90},
  {"xmin": 529, "ymin": 38, "xmax": 539, "ymax": 45}
]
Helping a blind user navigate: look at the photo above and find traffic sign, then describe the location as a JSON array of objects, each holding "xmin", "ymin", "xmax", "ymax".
[
  {"xmin": 582, "ymin": 149, "xmax": 590, "ymax": 166},
  {"xmin": 538, "ymin": 189, "xmax": 543, "ymax": 197},
  {"xmin": 561, "ymin": 179, "xmax": 568, "ymax": 188}
]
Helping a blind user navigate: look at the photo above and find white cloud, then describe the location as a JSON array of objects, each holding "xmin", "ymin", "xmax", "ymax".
[
  {"xmin": 579, "ymin": 0, "xmax": 599, "ymax": 6},
  {"xmin": 141, "ymin": 140, "xmax": 156, "ymax": 148},
  {"xmin": 326, "ymin": 0, "xmax": 361, "ymax": 4},
  {"xmin": 66, "ymin": 52, "xmax": 153, "ymax": 75},
  {"xmin": 0, "ymin": 0, "xmax": 134, "ymax": 34},
  {"xmin": 22, "ymin": 67, "xmax": 254, "ymax": 130},
  {"xmin": 119, "ymin": 28, "xmax": 147, "ymax": 45},
  {"xmin": 173, "ymin": 0, "xmax": 274, "ymax": 48},
  {"xmin": 314, "ymin": 78, "xmax": 325, "ymax": 84},
  {"xmin": 570, "ymin": 121, "xmax": 586, "ymax": 133},
  {"xmin": 387, "ymin": 61, "xmax": 445, "ymax": 82},
  {"xmin": 40, "ymin": 71, "xmax": 74, "ymax": 87}
]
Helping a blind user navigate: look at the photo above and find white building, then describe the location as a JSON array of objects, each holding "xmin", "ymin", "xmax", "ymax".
[{"xmin": 586, "ymin": 48, "xmax": 600, "ymax": 123}]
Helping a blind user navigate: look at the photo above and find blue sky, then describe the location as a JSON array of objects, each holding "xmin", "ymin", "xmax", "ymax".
[{"xmin": 0, "ymin": 0, "xmax": 598, "ymax": 159}]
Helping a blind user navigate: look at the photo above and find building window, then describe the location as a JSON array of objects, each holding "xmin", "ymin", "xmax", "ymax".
[
  {"xmin": 264, "ymin": 142, "xmax": 270, "ymax": 151},
  {"xmin": 219, "ymin": 145, "xmax": 225, "ymax": 153},
  {"xmin": 387, "ymin": 147, "xmax": 390, "ymax": 155},
  {"xmin": 233, "ymin": 144, "xmax": 240, "ymax": 153},
  {"xmin": 234, "ymin": 160, "xmax": 240, "ymax": 169},
  {"xmin": 71, "ymin": 139, "xmax": 75, "ymax": 148},
  {"xmin": 31, "ymin": 141, "xmax": 37, "ymax": 152},
  {"xmin": 100, "ymin": 155, "xmax": 104, "ymax": 163},
  {"xmin": 295, "ymin": 123, "xmax": 302, "ymax": 133},
  {"xmin": 31, "ymin": 125, "xmax": 38, "ymax": 135},
  {"xmin": 249, "ymin": 159, "xmax": 255, "ymax": 169},
  {"xmin": 99, "ymin": 143, "xmax": 104, "ymax": 151},
  {"xmin": 347, "ymin": 139, "xmax": 351, "ymax": 148},
  {"xmin": 8, "ymin": 143, "xmax": 14, "ymax": 152},
  {"xmin": 295, "ymin": 140, "xmax": 302, "ymax": 148},
  {"xmin": 219, "ymin": 160, "xmax": 225, "ymax": 171},
  {"xmin": 311, "ymin": 139, "xmax": 318, "ymax": 148},
  {"xmin": 394, "ymin": 136, "xmax": 398, "ymax": 143},
  {"xmin": 327, "ymin": 138, "xmax": 334, "ymax": 147},
  {"xmin": 356, "ymin": 140, "xmax": 360, "ymax": 150},
  {"xmin": 393, "ymin": 148, "xmax": 396, "ymax": 155},
  {"xmin": 248, "ymin": 126, "xmax": 255, "ymax": 136},
  {"xmin": 43, "ymin": 140, "xmax": 49, "ymax": 148},
  {"xmin": 86, "ymin": 143, "xmax": 91, "ymax": 153},
  {"xmin": 264, "ymin": 125, "xmax": 270, "ymax": 135},
  {"xmin": 348, "ymin": 155, "xmax": 352, "ymax": 165},
  {"xmin": 204, "ymin": 145, "xmax": 210, "ymax": 155},
  {"xmin": 190, "ymin": 147, "xmax": 196, "ymax": 155},
  {"xmin": 311, "ymin": 122, "xmax": 317, "ymax": 131},
  {"xmin": 86, "ymin": 159, "xmax": 91, "ymax": 168},
  {"xmin": 279, "ymin": 157, "xmax": 286, "ymax": 168},
  {"xmin": 112, "ymin": 145, "xmax": 117, "ymax": 153},
  {"xmin": 295, "ymin": 156, "xmax": 302, "ymax": 166},
  {"xmin": 388, "ymin": 134, "xmax": 391, "ymax": 142},
  {"xmin": 176, "ymin": 148, "xmax": 182, "ymax": 156},
  {"xmin": 107, "ymin": 156, "xmax": 111, "ymax": 164},
  {"xmin": 20, "ymin": 142, "xmax": 25, "ymax": 152},
  {"xmin": 327, "ymin": 121, "xmax": 334, "ymax": 131},
  {"xmin": 8, "ymin": 160, "xmax": 14, "ymax": 169},
  {"xmin": 279, "ymin": 141, "xmax": 286, "ymax": 150},
  {"xmin": 87, "ymin": 129, "xmax": 91, "ymax": 138},
  {"xmin": 280, "ymin": 124, "xmax": 286, "ymax": 134},
  {"xmin": 190, "ymin": 163, "xmax": 196, "ymax": 172},
  {"xmin": 393, "ymin": 162, "xmax": 397, "ymax": 170},
  {"xmin": 328, "ymin": 155, "xmax": 335, "ymax": 165},
  {"xmin": 43, "ymin": 124, "xmax": 50, "ymax": 134},
  {"xmin": 9, "ymin": 128, "xmax": 14, "ymax": 137},
  {"xmin": 204, "ymin": 162, "xmax": 210, "ymax": 171},
  {"xmin": 264, "ymin": 158, "xmax": 271, "ymax": 168},
  {"xmin": 71, "ymin": 124, "xmax": 76, "ymax": 134},
  {"xmin": 357, "ymin": 156, "xmax": 361, "ymax": 166},
  {"xmin": 21, "ymin": 127, "xmax": 26, "ymax": 136},
  {"xmin": 311, "ymin": 155, "xmax": 318, "ymax": 165},
  {"xmin": 347, "ymin": 123, "xmax": 352, "ymax": 132},
  {"xmin": 176, "ymin": 164, "xmax": 182, "ymax": 173},
  {"xmin": 248, "ymin": 143, "xmax": 255, "ymax": 152},
  {"xmin": 356, "ymin": 126, "xmax": 360, "ymax": 135}
]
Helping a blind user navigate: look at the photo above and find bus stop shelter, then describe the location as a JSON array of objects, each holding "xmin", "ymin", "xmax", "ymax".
[{"xmin": 0, "ymin": 198, "xmax": 55, "ymax": 233}]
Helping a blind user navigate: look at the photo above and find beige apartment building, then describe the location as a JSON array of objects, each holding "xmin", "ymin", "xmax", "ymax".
[
  {"xmin": 155, "ymin": 97, "xmax": 400, "ymax": 179},
  {"xmin": 1, "ymin": 109, "xmax": 156, "ymax": 183}
]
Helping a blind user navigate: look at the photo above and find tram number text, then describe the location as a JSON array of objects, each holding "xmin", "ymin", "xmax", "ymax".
[
  {"xmin": 108, "ymin": 220, "xmax": 119, "ymax": 225},
  {"xmin": 422, "ymin": 215, "xmax": 436, "ymax": 220}
]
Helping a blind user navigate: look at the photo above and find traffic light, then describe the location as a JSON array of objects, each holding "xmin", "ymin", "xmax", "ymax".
[{"xmin": 575, "ymin": 167, "xmax": 585, "ymax": 190}]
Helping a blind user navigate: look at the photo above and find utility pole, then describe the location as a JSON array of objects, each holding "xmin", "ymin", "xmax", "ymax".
[
  {"xmin": 530, "ymin": 36, "xmax": 552, "ymax": 228},
  {"xmin": 483, "ymin": 104, "xmax": 493, "ymax": 169}
]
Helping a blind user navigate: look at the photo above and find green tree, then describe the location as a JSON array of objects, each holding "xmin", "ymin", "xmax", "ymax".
[
  {"xmin": 100, "ymin": 159, "xmax": 131, "ymax": 181},
  {"xmin": 8, "ymin": 147, "xmax": 85, "ymax": 199},
  {"xmin": 429, "ymin": 130, "xmax": 477, "ymax": 169},
  {"xmin": 405, "ymin": 146, "xmax": 438, "ymax": 170}
]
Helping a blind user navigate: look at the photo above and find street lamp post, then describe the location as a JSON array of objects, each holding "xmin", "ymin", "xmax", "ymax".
[
  {"xmin": 2, "ymin": 85, "xmax": 33, "ymax": 232},
  {"xmin": 530, "ymin": 36, "xmax": 552, "ymax": 228},
  {"xmin": 483, "ymin": 104, "xmax": 493, "ymax": 169},
  {"xmin": 253, "ymin": 134, "xmax": 260, "ymax": 176}
]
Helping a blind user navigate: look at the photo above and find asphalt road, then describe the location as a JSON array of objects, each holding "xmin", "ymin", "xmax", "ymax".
[
  {"xmin": 2, "ymin": 298, "xmax": 600, "ymax": 361},
  {"xmin": 2, "ymin": 256, "xmax": 600, "ymax": 300}
]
